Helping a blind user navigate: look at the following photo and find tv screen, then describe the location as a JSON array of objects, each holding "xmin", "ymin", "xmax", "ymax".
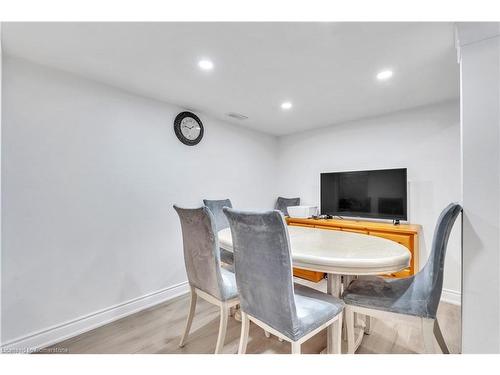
[{"xmin": 320, "ymin": 168, "xmax": 407, "ymax": 220}]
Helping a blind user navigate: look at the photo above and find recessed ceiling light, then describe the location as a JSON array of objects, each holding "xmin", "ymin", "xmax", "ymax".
[
  {"xmin": 281, "ymin": 101, "xmax": 293, "ymax": 110},
  {"xmin": 376, "ymin": 70, "xmax": 393, "ymax": 80},
  {"xmin": 198, "ymin": 59, "xmax": 214, "ymax": 71}
]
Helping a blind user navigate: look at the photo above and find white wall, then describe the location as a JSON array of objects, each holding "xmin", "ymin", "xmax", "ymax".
[
  {"xmin": 1, "ymin": 56, "xmax": 278, "ymax": 346},
  {"xmin": 276, "ymin": 100, "xmax": 462, "ymax": 299},
  {"xmin": 457, "ymin": 22, "xmax": 500, "ymax": 354}
]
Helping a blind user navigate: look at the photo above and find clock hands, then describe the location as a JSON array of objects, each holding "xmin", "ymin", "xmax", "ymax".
[{"xmin": 182, "ymin": 122, "xmax": 200, "ymax": 139}]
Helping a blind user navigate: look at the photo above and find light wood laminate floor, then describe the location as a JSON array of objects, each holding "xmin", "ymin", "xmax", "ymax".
[{"xmin": 47, "ymin": 279, "xmax": 461, "ymax": 354}]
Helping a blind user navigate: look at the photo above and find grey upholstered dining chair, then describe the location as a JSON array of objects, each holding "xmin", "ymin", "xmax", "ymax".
[
  {"xmin": 274, "ymin": 196, "xmax": 300, "ymax": 216},
  {"xmin": 173, "ymin": 205, "xmax": 239, "ymax": 354},
  {"xmin": 342, "ymin": 203, "xmax": 462, "ymax": 354},
  {"xmin": 223, "ymin": 208, "xmax": 344, "ymax": 354},
  {"xmin": 203, "ymin": 199, "xmax": 234, "ymax": 266}
]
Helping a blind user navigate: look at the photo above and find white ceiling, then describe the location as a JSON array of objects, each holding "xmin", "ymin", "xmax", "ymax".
[{"xmin": 2, "ymin": 22, "xmax": 459, "ymax": 136}]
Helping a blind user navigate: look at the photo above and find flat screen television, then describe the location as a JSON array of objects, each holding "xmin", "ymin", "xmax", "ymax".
[{"xmin": 320, "ymin": 168, "xmax": 407, "ymax": 221}]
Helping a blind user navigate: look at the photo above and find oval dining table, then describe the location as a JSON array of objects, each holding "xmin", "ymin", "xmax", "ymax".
[{"xmin": 217, "ymin": 224, "xmax": 411, "ymax": 353}]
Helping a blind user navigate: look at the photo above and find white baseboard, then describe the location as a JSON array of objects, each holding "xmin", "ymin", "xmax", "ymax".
[
  {"xmin": 1, "ymin": 281, "xmax": 189, "ymax": 353},
  {"xmin": 441, "ymin": 288, "xmax": 462, "ymax": 306}
]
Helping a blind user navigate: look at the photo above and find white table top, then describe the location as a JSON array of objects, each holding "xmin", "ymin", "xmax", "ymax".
[{"xmin": 218, "ymin": 225, "xmax": 411, "ymax": 275}]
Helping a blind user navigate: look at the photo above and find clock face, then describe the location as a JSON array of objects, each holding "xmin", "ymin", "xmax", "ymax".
[
  {"xmin": 174, "ymin": 112, "xmax": 204, "ymax": 146},
  {"xmin": 180, "ymin": 117, "xmax": 201, "ymax": 141}
]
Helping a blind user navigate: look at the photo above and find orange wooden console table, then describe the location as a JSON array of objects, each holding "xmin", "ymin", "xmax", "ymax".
[{"xmin": 286, "ymin": 217, "xmax": 420, "ymax": 282}]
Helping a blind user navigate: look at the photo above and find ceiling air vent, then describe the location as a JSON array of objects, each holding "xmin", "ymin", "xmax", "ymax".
[{"xmin": 226, "ymin": 112, "xmax": 248, "ymax": 120}]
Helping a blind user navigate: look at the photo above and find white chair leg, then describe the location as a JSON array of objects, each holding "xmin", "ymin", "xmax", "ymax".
[
  {"xmin": 345, "ymin": 307, "xmax": 356, "ymax": 354},
  {"xmin": 264, "ymin": 330, "xmax": 271, "ymax": 338},
  {"xmin": 179, "ymin": 288, "xmax": 197, "ymax": 348},
  {"xmin": 291, "ymin": 342, "xmax": 301, "ymax": 354},
  {"xmin": 433, "ymin": 319, "xmax": 450, "ymax": 354},
  {"xmin": 215, "ymin": 304, "xmax": 229, "ymax": 354},
  {"xmin": 422, "ymin": 318, "xmax": 436, "ymax": 354},
  {"xmin": 238, "ymin": 312, "xmax": 250, "ymax": 354},
  {"xmin": 234, "ymin": 307, "xmax": 242, "ymax": 322},
  {"xmin": 329, "ymin": 312, "xmax": 342, "ymax": 354},
  {"xmin": 364, "ymin": 315, "xmax": 372, "ymax": 335}
]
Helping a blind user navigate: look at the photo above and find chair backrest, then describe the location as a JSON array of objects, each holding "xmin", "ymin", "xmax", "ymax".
[
  {"xmin": 275, "ymin": 196, "xmax": 300, "ymax": 216},
  {"xmin": 223, "ymin": 208, "xmax": 299, "ymax": 338},
  {"xmin": 414, "ymin": 203, "xmax": 462, "ymax": 316},
  {"xmin": 173, "ymin": 205, "xmax": 226, "ymax": 300},
  {"xmin": 203, "ymin": 199, "xmax": 233, "ymax": 232}
]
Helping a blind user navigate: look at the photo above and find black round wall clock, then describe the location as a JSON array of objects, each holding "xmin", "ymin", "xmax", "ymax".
[{"xmin": 174, "ymin": 111, "xmax": 204, "ymax": 146}]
